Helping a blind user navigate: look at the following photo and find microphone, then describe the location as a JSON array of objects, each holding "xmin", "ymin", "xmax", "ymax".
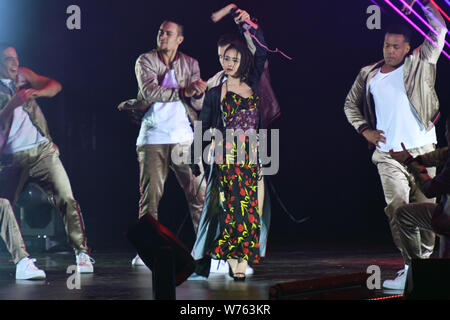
[
  {"xmin": 211, "ymin": 4, "xmax": 258, "ymax": 31},
  {"xmin": 211, "ymin": 4, "xmax": 292, "ymax": 60},
  {"xmin": 230, "ymin": 7, "xmax": 259, "ymax": 30}
]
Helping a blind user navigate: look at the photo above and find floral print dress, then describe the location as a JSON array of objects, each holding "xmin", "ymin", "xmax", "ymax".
[{"xmin": 209, "ymin": 91, "xmax": 261, "ymax": 264}]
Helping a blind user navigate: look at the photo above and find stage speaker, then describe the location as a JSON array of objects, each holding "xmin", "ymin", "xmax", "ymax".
[
  {"xmin": 405, "ymin": 259, "xmax": 450, "ymax": 300},
  {"xmin": 13, "ymin": 183, "xmax": 59, "ymax": 237},
  {"xmin": 127, "ymin": 214, "xmax": 195, "ymax": 299}
]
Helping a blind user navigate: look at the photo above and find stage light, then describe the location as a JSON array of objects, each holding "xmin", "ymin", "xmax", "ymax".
[
  {"xmin": 430, "ymin": 0, "xmax": 450, "ymax": 22},
  {"xmin": 0, "ymin": 1, "xmax": 17, "ymax": 42},
  {"xmin": 417, "ymin": 1, "xmax": 450, "ymax": 36},
  {"xmin": 398, "ymin": 0, "xmax": 450, "ymax": 48},
  {"xmin": 383, "ymin": 0, "xmax": 450, "ymax": 59}
]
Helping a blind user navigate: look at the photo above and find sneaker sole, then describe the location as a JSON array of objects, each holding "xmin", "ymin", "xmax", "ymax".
[
  {"xmin": 382, "ymin": 281, "xmax": 405, "ymax": 290},
  {"xmin": 131, "ymin": 262, "xmax": 146, "ymax": 267},
  {"xmin": 77, "ymin": 267, "xmax": 94, "ymax": 274},
  {"xmin": 16, "ymin": 274, "xmax": 46, "ymax": 280},
  {"xmin": 187, "ymin": 275, "xmax": 208, "ymax": 281},
  {"xmin": 210, "ymin": 268, "xmax": 229, "ymax": 274}
]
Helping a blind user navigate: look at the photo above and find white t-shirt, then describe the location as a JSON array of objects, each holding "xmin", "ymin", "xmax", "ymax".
[
  {"xmin": 136, "ymin": 70, "xmax": 193, "ymax": 145},
  {"xmin": 0, "ymin": 79, "xmax": 48, "ymax": 154},
  {"xmin": 369, "ymin": 65, "xmax": 436, "ymax": 152}
]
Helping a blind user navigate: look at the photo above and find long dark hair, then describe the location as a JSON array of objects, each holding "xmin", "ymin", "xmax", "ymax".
[
  {"xmin": 224, "ymin": 43, "xmax": 254, "ymax": 83},
  {"xmin": 217, "ymin": 33, "xmax": 245, "ymax": 48}
]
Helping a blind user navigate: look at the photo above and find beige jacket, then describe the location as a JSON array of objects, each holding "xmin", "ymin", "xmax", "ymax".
[
  {"xmin": 344, "ymin": 3, "xmax": 447, "ymax": 136},
  {"xmin": 118, "ymin": 50, "xmax": 204, "ymax": 125},
  {"xmin": 0, "ymin": 71, "xmax": 52, "ymax": 156}
]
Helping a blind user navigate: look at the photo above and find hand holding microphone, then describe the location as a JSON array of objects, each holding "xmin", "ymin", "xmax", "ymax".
[
  {"xmin": 211, "ymin": 4, "xmax": 237, "ymax": 23},
  {"xmin": 232, "ymin": 9, "xmax": 258, "ymax": 30},
  {"xmin": 211, "ymin": 4, "xmax": 258, "ymax": 30}
]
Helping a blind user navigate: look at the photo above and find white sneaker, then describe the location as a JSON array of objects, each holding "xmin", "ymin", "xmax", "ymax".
[
  {"xmin": 382, "ymin": 265, "xmax": 409, "ymax": 290},
  {"xmin": 131, "ymin": 254, "xmax": 146, "ymax": 267},
  {"xmin": 76, "ymin": 252, "xmax": 94, "ymax": 273},
  {"xmin": 187, "ymin": 273, "xmax": 208, "ymax": 280},
  {"xmin": 245, "ymin": 265, "xmax": 254, "ymax": 275},
  {"xmin": 210, "ymin": 259, "xmax": 229, "ymax": 273},
  {"xmin": 15, "ymin": 257, "xmax": 46, "ymax": 280}
]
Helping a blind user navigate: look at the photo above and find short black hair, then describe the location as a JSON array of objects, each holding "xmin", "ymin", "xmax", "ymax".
[
  {"xmin": 217, "ymin": 33, "xmax": 245, "ymax": 48},
  {"xmin": 224, "ymin": 42, "xmax": 254, "ymax": 82},
  {"xmin": 385, "ymin": 23, "xmax": 412, "ymax": 43},
  {"xmin": 0, "ymin": 43, "xmax": 14, "ymax": 56},
  {"xmin": 162, "ymin": 19, "xmax": 184, "ymax": 36}
]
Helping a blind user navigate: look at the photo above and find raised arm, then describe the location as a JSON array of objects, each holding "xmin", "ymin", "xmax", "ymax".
[
  {"xmin": 408, "ymin": 0, "xmax": 447, "ymax": 63},
  {"xmin": 234, "ymin": 10, "xmax": 268, "ymax": 89},
  {"xmin": 211, "ymin": 4, "xmax": 267, "ymax": 82},
  {"xmin": 244, "ymin": 26, "xmax": 268, "ymax": 87},
  {"xmin": 232, "ymin": 8, "xmax": 256, "ymax": 54}
]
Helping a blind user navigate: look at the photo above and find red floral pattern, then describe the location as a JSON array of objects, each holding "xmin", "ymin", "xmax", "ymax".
[{"xmin": 210, "ymin": 92, "xmax": 261, "ymax": 263}]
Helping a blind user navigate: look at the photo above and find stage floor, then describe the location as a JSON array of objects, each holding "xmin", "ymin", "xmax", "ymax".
[{"xmin": 0, "ymin": 242, "xmax": 412, "ymax": 301}]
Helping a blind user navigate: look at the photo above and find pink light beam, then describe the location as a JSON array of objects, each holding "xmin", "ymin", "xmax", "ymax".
[
  {"xmin": 383, "ymin": 0, "xmax": 450, "ymax": 59},
  {"xmin": 398, "ymin": 0, "xmax": 450, "ymax": 48}
]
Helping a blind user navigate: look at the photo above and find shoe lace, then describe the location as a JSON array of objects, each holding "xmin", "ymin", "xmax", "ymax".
[
  {"xmin": 26, "ymin": 258, "xmax": 39, "ymax": 271},
  {"xmin": 395, "ymin": 268, "xmax": 407, "ymax": 279}
]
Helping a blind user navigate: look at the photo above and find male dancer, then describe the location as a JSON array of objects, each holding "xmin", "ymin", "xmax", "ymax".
[
  {"xmin": 118, "ymin": 20, "xmax": 208, "ymax": 266},
  {"xmin": 1, "ymin": 198, "xmax": 46, "ymax": 279},
  {"xmin": 344, "ymin": 0, "xmax": 446, "ymax": 289},
  {"xmin": 0, "ymin": 44, "xmax": 94, "ymax": 273}
]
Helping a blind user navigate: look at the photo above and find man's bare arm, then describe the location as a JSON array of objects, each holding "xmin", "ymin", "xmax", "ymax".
[
  {"xmin": 19, "ymin": 67, "xmax": 62, "ymax": 98},
  {"xmin": 404, "ymin": 0, "xmax": 447, "ymax": 63}
]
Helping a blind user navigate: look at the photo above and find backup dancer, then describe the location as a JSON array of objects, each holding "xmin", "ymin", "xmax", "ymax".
[
  {"xmin": 117, "ymin": 20, "xmax": 208, "ymax": 267},
  {"xmin": 343, "ymin": 0, "xmax": 446, "ymax": 290},
  {"xmin": 0, "ymin": 44, "xmax": 94, "ymax": 274}
]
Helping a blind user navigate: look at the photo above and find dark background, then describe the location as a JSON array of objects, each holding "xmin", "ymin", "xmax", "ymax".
[{"xmin": 0, "ymin": 0, "xmax": 449, "ymax": 254}]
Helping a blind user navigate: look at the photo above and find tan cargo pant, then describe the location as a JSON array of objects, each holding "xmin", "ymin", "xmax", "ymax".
[
  {"xmin": 0, "ymin": 198, "xmax": 29, "ymax": 263},
  {"xmin": 396, "ymin": 202, "xmax": 437, "ymax": 264},
  {"xmin": 0, "ymin": 141, "xmax": 89, "ymax": 255},
  {"xmin": 137, "ymin": 141, "xmax": 206, "ymax": 233},
  {"xmin": 372, "ymin": 144, "xmax": 436, "ymax": 263}
]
